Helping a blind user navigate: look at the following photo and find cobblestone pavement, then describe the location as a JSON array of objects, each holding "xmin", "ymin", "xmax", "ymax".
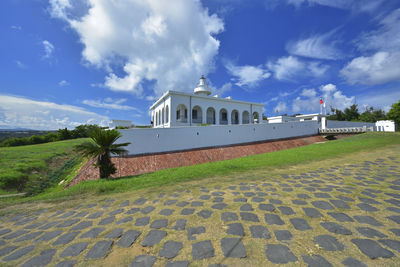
[{"xmin": 1, "ymin": 155, "xmax": 400, "ymax": 266}]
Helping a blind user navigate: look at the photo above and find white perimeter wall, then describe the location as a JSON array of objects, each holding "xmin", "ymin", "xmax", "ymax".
[
  {"xmin": 327, "ymin": 120, "xmax": 376, "ymax": 130},
  {"xmin": 117, "ymin": 121, "xmax": 318, "ymax": 156}
]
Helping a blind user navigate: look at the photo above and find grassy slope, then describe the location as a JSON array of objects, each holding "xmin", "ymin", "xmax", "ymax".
[
  {"xmin": 0, "ymin": 132, "xmax": 395, "ymax": 207},
  {"xmin": 0, "ymin": 138, "xmax": 88, "ymax": 194}
]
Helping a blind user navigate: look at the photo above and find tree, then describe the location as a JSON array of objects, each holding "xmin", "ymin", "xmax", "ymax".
[
  {"xmin": 387, "ymin": 100, "xmax": 400, "ymax": 129},
  {"xmin": 75, "ymin": 129, "xmax": 131, "ymax": 179},
  {"xmin": 327, "ymin": 107, "xmax": 345, "ymax": 121},
  {"xmin": 344, "ymin": 104, "xmax": 359, "ymax": 121},
  {"xmin": 359, "ymin": 107, "xmax": 386, "ymax": 122}
]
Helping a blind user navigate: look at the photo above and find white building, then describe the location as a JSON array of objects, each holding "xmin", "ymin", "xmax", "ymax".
[
  {"xmin": 267, "ymin": 116, "xmax": 301, "ymax": 124},
  {"xmin": 376, "ymin": 120, "xmax": 397, "ymax": 132},
  {"xmin": 150, "ymin": 76, "xmax": 264, "ymax": 128}
]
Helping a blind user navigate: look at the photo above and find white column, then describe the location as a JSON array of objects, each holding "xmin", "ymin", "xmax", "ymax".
[{"xmin": 227, "ymin": 110, "xmax": 231, "ymax": 125}]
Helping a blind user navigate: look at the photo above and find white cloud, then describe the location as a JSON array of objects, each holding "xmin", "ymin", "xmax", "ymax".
[
  {"xmin": 225, "ymin": 62, "xmax": 270, "ymax": 88},
  {"xmin": 300, "ymin": 88, "xmax": 317, "ymax": 98},
  {"xmin": 212, "ymin": 82, "xmax": 232, "ymax": 96},
  {"xmin": 0, "ymin": 94, "xmax": 109, "ymax": 130},
  {"xmin": 82, "ymin": 98, "xmax": 141, "ymax": 112},
  {"xmin": 292, "ymin": 84, "xmax": 354, "ymax": 113},
  {"xmin": 145, "ymin": 95, "xmax": 156, "ymax": 101},
  {"xmin": 286, "ymin": 31, "xmax": 343, "ymax": 60},
  {"xmin": 357, "ymin": 8, "xmax": 400, "ymax": 53},
  {"xmin": 49, "ymin": 0, "xmax": 224, "ymax": 97},
  {"xmin": 42, "ymin": 40, "xmax": 55, "ymax": 59},
  {"xmin": 274, "ymin": 101, "xmax": 288, "ymax": 114},
  {"xmin": 286, "ymin": 0, "xmax": 383, "ymax": 12},
  {"xmin": 357, "ymin": 88, "xmax": 400, "ymax": 112},
  {"xmin": 341, "ymin": 51, "xmax": 400, "ymax": 85},
  {"xmin": 15, "ymin": 60, "xmax": 27, "ymax": 69},
  {"xmin": 11, "ymin": 25, "xmax": 22, "ymax": 30},
  {"xmin": 58, "ymin": 80, "xmax": 69, "ymax": 86},
  {"xmin": 341, "ymin": 9, "xmax": 400, "ymax": 85},
  {"xmin": 267, "ymin": 56, "xmax": 328, "ymax": 81}
]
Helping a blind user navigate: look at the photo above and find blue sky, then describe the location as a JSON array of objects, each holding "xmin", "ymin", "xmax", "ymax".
[{"xmin": 1, "ymin": 0, "xmax": 400, "ymax": 130}]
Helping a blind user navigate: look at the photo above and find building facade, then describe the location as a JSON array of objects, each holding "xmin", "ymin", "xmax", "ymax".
[{"xmin": 150, "ymin": 77, "xmax": 264, "ymax": 128}]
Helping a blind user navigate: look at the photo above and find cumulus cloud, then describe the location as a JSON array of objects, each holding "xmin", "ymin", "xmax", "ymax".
[
  {"xmin": 0, "ymin": 94, "xmax": 109, "ymax": 130},
  {"xmin": 292, "ymin": 84, "xmax": 354, "ymax": 113},
  {"xmin": 286, "ymin": 31, "xmax": 343, "ymax": 60},
  {"xmin": 82, "ymin": 98, "xmax": 141, "ymax": 112},
  {"xmin": 274, "ymin": 101, "xmax": 288, "ymax": 114},
  {"xmin": 42, "ymin": 40, "xmax": 55, "ymax": 59},
  {"xmin": 225, "ymin": 62, "xmax": 270, "ymax": 88},
  {"xmin": 267, "ymin": 56, "xmax": 328, "ymax": 81},
  {"xmin": 341, "ymin": 51, "xmax": 400, "ymax": 85},
  {"xmin": 49, "ymin": 0, "xmax": 224, "ymax": 97}
]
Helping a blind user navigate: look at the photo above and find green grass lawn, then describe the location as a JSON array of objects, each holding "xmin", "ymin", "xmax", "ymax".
[
  {"xmin": 0, "ymin": 138, "xmax": 88, "ymax": 195},
  {"xmin": 1, "ymin": 132, "xmax": 398, "ymax": 209}
]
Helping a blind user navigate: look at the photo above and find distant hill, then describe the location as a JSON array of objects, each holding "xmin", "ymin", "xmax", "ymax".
[{"xmin": 0, "ymin": 129, "xmax": 55, "ymax": 142}]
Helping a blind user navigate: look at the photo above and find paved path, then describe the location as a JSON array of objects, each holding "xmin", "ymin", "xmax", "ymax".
[{"xmin": 1, "ymin": 155, "xmax": 400, "ymax": 266}]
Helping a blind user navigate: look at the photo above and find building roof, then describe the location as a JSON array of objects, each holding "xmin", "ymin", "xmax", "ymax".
[{"xmin": 150, "ymin": 90, "xmax": 264, "ymax": 110}]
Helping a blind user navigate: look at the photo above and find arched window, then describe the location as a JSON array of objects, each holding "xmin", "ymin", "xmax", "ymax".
[
  {"xmin": 253, "ymin": 112, "xmax": 259, "ymax": 123},
  {"xmin": 192, "ymin": 105, "xmax": 202, "ymax": 124},
  {"xmin": 231, "ymin": 110, "xmax": 239, "ymax": 124},
  {"xmin": 165, "ymin": 105, "xmax": 169, "ymax": 123},
  {"xmin": 162, "ymin": 107, "xmax": 165, "ymax": 124},
  {"xmin": 206, "ymin": 107, "xmax": 216, "ymax": 124},
  {"xmin": 219, "ymin": 108, "xmax": 228, "ymax": 125},
  {"xmin": 242, "ymin": 111, "xmax": 249, "ymax": 124},
  {"xmin": 176, "ymin": 104, "xmax": 188, "ymax": 123}
]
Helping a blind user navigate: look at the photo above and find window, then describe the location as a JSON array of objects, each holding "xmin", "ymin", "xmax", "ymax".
[
  {"xmin": 176, "ymin": 110, "xmax": 180, "ymax": 120},
  {"xmin": 192, "ymin": 109, "xmax": 198, "ymax": 120},
  {"xmin": 166, "ymin": 106, "xmax": 169, "ymax": 123}
]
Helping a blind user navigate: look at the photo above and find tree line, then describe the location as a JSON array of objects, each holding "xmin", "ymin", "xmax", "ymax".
[
  {"xmin": 327, "ymin": 100, "xmax": 399, "ymax": 126},
  {"xmin": 0, "ymin": 124, "xmax": 103, "ymax": 147}
]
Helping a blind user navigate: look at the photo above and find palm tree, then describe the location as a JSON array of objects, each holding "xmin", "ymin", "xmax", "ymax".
[{"xmin": 75, "ymin": 128, "xmax": 131, "ymax": 179}]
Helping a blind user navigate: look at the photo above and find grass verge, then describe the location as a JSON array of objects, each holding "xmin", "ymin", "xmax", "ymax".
[
  {"xmin": 1, "ymin": 132, "xmax": 399, "ymax": 208},
  {"xmin": 0, "ymin": 138, "xmax": 88, "ymax": 194}
]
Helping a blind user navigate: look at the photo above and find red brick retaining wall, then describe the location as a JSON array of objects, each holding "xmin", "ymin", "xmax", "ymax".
[{"xmin": 67, "ymin": 135, "xmax": 326, "ymax": 187}]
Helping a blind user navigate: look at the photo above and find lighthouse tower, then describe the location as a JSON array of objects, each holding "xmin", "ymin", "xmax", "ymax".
[{"xmin": 193, "ymin": 76, "xmax": 211, "ymax": 96}]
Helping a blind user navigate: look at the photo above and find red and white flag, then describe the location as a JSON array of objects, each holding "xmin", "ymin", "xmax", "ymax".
[{"xmin": 320, "ymin": 98, "xmax": 323, "ymax": 105}]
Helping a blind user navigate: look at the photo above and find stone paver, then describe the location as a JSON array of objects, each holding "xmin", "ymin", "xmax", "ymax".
[
  {"xmin": 3, "ymin": 245, "xmax": 35, "ymax": 261},
  {"xmin": 85, "ymin": 240, "xmax": 113, "ymax": 259},
  {"xmin": 2, "ymin": 155, "xmax": 400, "ymax": 266},
  {"xmin": 314, "ymin": 235, "xmax": 344, "ymax": 251},
  {"xmin": 192, "ymin": 240, "xmax": 215, "ymax": 260},
  {"xmin": 60, "ymin": 242, "xmax": 88, "ymax": 257},
  {"xmin": 351, "ymin": 239, "xmax": 394, "ymax": 259},
  {"xmin": 220, "ymin": 238, "xmax": 246, "ymax": 258},
  {"xmin": 21, "ymin": 249, "xmax": 56, "ymax": 267},
  {"xmin": 130, "ymin": 255, "xmax": 156, "ymax": 267},
  {"xmin": 142, "ymin": 230, "xmax": 167, "ymax": 247},
  {"xmin": 115, "ymin": 230, "xmax": 140, "ymax": 248},
  {"xmin": 159, "ymin": 241, "xmax": 183, "ymax": 259},
  {"xmin": 265, "ymin": 244, "xmax": 297, "ymax": 264}
]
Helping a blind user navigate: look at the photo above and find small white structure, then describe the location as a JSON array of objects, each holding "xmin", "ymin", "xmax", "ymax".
[
  {"xmin": 150, "ymin": 76, "xmax": 264, "ymax": 128},
  {"xmin": 376, "ymin": 120, "xmax": 397, "ymax": 132},
  {"xmin": 109, "ymin": 119, "xmax": 133, "ymax": 129},
  {"xmin": 267, "ymin": 116, "xmax": 300, "ymax": 124},
  {"xmin": 296, "ymin": 114, "xmax": 327, "ymax": 130}
]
